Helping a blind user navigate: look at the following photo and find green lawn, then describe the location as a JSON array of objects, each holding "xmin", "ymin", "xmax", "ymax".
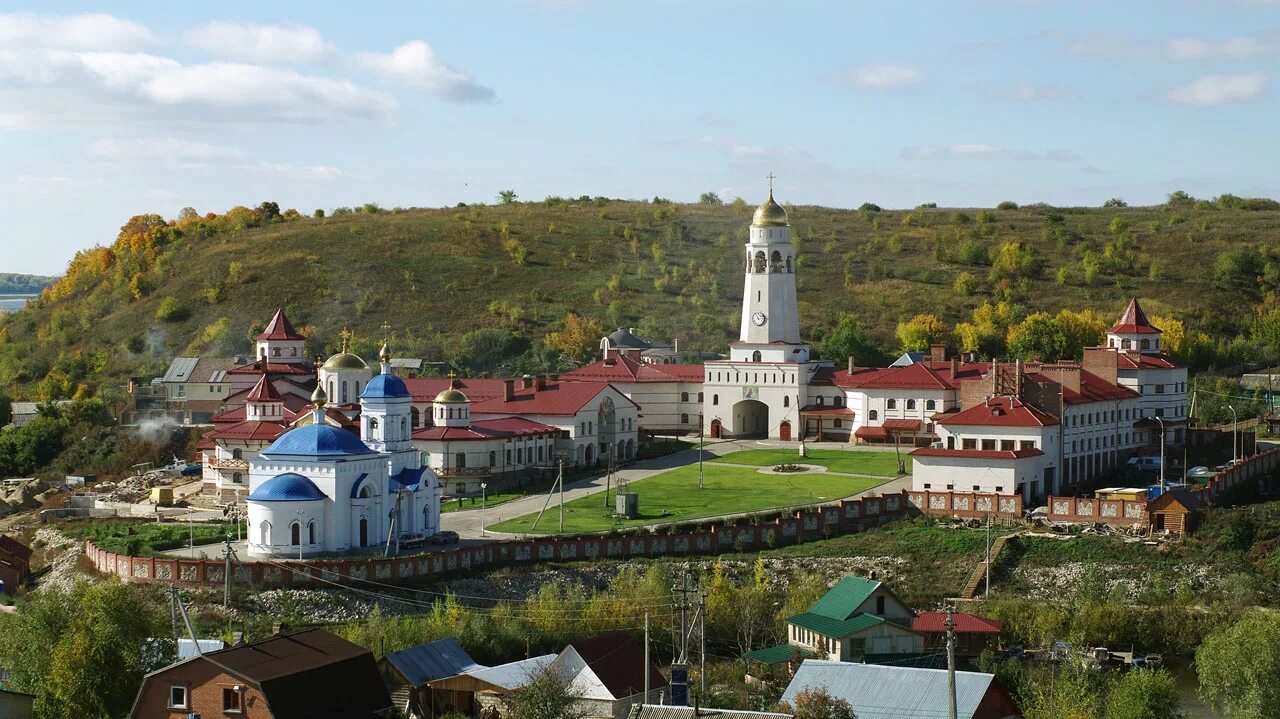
[
  {"xmin": 486, "ymin": 464, "xmax": 886, "ymax": 535},
  {"xmin": 709, "ymin": 448, "xmax": 909, "ymax": 476}
]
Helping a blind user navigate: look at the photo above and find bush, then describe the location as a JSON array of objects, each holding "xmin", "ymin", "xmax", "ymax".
[
  {"xmin": 153, "ymin": 297, "xmax": 187, "ymax": 322},
  {"xmin": 996, "ymin": 200, "xmax": 1019, "ymax": 210}
]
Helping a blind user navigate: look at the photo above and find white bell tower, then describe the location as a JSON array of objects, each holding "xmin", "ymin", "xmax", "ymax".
[{"xmin": 732, "ymin": 176, "xmax": 806, "ymax": 363}]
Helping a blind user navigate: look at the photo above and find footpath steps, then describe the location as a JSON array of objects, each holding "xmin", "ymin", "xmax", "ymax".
[{"xmin": 960, "ymin": 533, "xmax": 1017, "ymax": 599}]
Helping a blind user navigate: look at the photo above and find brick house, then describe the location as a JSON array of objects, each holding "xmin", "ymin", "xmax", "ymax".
[{"xmin": 128, "ymin": 628, "xmax": 391, "ymax": 719}]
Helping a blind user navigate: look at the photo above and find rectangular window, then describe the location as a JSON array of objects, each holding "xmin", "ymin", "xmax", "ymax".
[
  {"xmin": 962, "ymin": 438, "xmax": 977, "ymax": 450},
  {"xmin": 1155, "ymin": 384, "xmax": 1165, "ymax": 394},
  {"xmin": 223, "ymin": 687, "xmax": 242, "ymax": 712},
  {"xmin": 999, "ymin": 440, "xmax": 1015, "ymax": 451},
  {"xmin": 168, "ymin": 685, "xmax": 188, "ymax": 709},
  {"xmin": 981, "ymin": 439, "xmax": 996, "ymax": 451},
  {"xmin": 1019, "ymin": 440, "xmax": 1035, "ymax": 450},
  {"xmin": 833, "ymin": 418, "xmax": 842, "ymax": 428}
]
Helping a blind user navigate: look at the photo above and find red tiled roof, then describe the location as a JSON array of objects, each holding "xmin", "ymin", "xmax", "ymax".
[
  {"xmin": 561, "ymin": 354, "xmax": 704, "ymax": 383},
  {"xmin": 938, "ymin": 396, "xmax": 1058, "ymax": 427},
  {"xmin": 256, "ymin": 309, "xmax": 306, "ymax": 341},
  {"xmin": 882, "ymin": 419, "xmax": 923, "ymax": 431},
  {"xmin": 799, "ymin": 405, "xmax": 854, "ymax": 416},
  {"xmin": 855, "ymin": 426, "xmax": 888, "ymax": 439},
  {"xmin": 472, "ymin": 381, "xmax": 636, "ymax": 416},
  {"xmin": 912, "ymin": 612, "xmax": 1003, "ymax": 634},
  {"xmin": 412, "ymin": 416, "xmax": 560, "ymax": 442},
  {"xmin": 1109, "ymin": 298, "xmax": 1161, "ymax": 335},
  {"xmin": 403, "ymin": 378, "xmax": 510, "ymax": 403},
  {"xmin": 213, "ymin": 393, "xmax": 312, "ymax": 423},
  {"xmin": 832, "ymin": 362, "xmax": 978, "ymax": 391},
  {"xmin": 910, "ymin": 447, "xmax": 1044, "ymax": 460},
  {"xmin": 1028, "ymin": 370, "xmax": 1140, "ymax": 405},
  {"xmin": 228, "ymin": 360, "xmax": 314, "ymax": 376},
  {"xmin": 204, "ymin": 420, "xmax": 290, "ymax": 442},
  {"xmin": 1114, "ymin": 351, "xmax": 1183, "ymax": 369},
  {"xmin": 246, "ymin": 375, "xmax": 282, "ymax": 402}
]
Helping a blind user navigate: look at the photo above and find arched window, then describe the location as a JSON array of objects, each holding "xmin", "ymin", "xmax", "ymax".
[
  {"xmin": 887, "ymin": 399, "xmax": 897, "ymax": 409},
  {"xmin": 1121, "ymin": 339, "xmax": 1132, "ymax": 349},
  {"xmin": 290, "ymin": 522, "xmax": 300, "ymax": 546},
  {"xmin": 770, "ymin": 250, "xmax": 782, "ymax": 272},
  {"xmin": 926, "ymin": 399, "xmax": 936, "ymax": 411},
  {"xmin": 455, "ymin": 452, "xmax": 466, "ymax": 468},
  {"xmin": 817, "ymin": 396, "xmax": 825, "ymax": 406},
  {"xmin": 370, "ymin": 417, "xmax": 379, "ymax": 430},
  {"xmin": 834, "ymin": 396, "xmax": 843, "ymax": 407},
  {"xmin": 341, "ymin": 380, "xmax": 348, "ymax": 404},
  {"xmin": 869, "ymin": 410, "xmax": 878, "ymax": 421},
  {"xmin": 698, "ymin": 392, "xmax": 704, "ymax": 402},
  {"xmin": 681, "ymin": 413, "xmax": 689, "ymax": 424},
  {"xmin": 681, "ymin": 392, "xmax": 689, "ymax": 402},
  {"xmin": 272, "ymin": 347, "xmax": 281, "ymax": 357},
  {"xmin": 906, "ymin": 399, "xmax": 916, "ymax": 410},
  {"xmin": 308, "ymin": 521, "xmax": 317, "ymax": 544},
  {"xmin": 400, "ymin": 417, "xmax": 407, "ymax": 437},
  {"xmin": 260, "ymin": 521, "xmax": 270, "ymax": 545},
  {"xmin": 328, "ymin": 380, "xmax": 335, "ymax": 399},
  {"xmin": 713, "ymin": 394, "xmax": 719, "ymax": 405},
  {"xmin": 489, "ymin": 450, "xmax": 496, "ymax": 467},
  {"xmin": 754, "ymin": 251, "xmax": 767, "ymax": 273},
  {"xmin": 786, "ymin": 256, "xmax": 792, "ymax": 272},
  {"xmin": 411, "ymin": 407, "xmax": 420, "ymax": 427},
  {"xmin": 752, "ymin": 350, "xmax": 762, "ymax": 362},
  {"xmin": 517, "ymin": 447, "xmax": 523, "ymax": 463},
  {"xmin": 784, "ymin": 396, "xmax": 790, "ymax": 407},
  {"xmin": 1140, "ymin": 339, "xmax": 1150, "ymax": 349},
  {"xmin": 232, "ymin": 472, "xmax": 242, "ymax": 484},
  {"xmin": 231, "ymin": 448, "xmax": 242, "ymax": 459}
]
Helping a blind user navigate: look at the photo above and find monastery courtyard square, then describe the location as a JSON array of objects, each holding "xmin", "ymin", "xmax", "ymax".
[{"xmin": 485, "ymin": 442, "xmax": 908, "ymax": 536}]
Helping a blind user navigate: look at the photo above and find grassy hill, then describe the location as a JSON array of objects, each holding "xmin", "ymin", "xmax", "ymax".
[{"xmin": 3, "ymin": 195, "xmax": 1280, "ymax": 401}]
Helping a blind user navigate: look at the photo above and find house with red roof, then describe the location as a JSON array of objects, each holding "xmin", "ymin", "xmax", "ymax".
[
  {"xmin": 912, "ymin": 612, "xmax": 1003, "ymax": 657},
  {"xmin": 406, "ymin": 376, "xmax": 639, "ymax": 495},
  {"xmin": 560, "ymin": 350, "xmax": 706, "ymax": 435},
  {"xmin": 1100, "ymin": 298, "xmax": 1188, "ymax": 444}
]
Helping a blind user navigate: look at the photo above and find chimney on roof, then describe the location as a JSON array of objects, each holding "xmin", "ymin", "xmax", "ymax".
[
  {"xmin": 950, "ymin": 357, "xmax": 959, "ymax": 379},
  {"xmin": 522, "ymin": 375, "xmax": 534, "ymax": 389},
  {"xmin": 847, "ymin": 354, "xmax": 856, "ymax": 374},
  {"xmin": 504, "ymin": 379, "xmax": 516, "ymax": 401},
  {"xmin": 535, "ymin": 375, "xmax": 547, "ymax": 391},
  {"xmin": 930, "ymin": 343, "xmax": 946, "ymax": 363}
]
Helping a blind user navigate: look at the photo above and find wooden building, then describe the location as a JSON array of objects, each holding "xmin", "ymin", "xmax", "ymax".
[{"xmin": 1149, "ymin": 487, "xmax": 1203, "ymax": 534}]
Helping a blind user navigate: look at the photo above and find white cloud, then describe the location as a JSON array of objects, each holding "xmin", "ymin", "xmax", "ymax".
[
  {"xmin": 257, "ymin": 162, "xmax": 345, "ymax": 181},
  {"xmin": 0, "ymin": 12, "xmax": 156, "ymax": 51},
  {"xmin": 1062, "ymin": 31, "xmax": 1280, "ymax": 62},
  {"xmin": 356, "ymin": 41, "xmax": 494, "ymax": 102},
  {"xmin": 90, "ymin": 137, "xmax": 245, "ymax": 165},
  {"xmin": 185, "ymin": 22, "xmax": 333, "ymax": 66},
  {"xmin": 1166, "ymin": 72, "xmax": 1267, "ymax": 106},
  {"xmin": 829, "ymin": 63, "xmax": 924, "ymax": 89},
  {"xmin": 0, "ymin": 49, "xmax": 396, "ymax": 123},
  {"xmin": 901, "ymin": 144, "xmax": 1080, "ymax": 161}
]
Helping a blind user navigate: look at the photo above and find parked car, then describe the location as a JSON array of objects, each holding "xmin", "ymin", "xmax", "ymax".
[{"xmin": 428, "ymin": 530, "xmax": 459, "ymax": 545}]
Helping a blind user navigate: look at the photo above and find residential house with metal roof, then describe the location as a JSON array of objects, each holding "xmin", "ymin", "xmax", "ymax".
[
  {"xmin": 378, "ymin": 638, "xmax": 482, "ymax": 719},
  {"xmin": 426, "ymin": 654, "xmax": 556, "ymax": 718},
  {"xmin": 780, "ymin": 659, "xmax": 1020, "ymax": 719},
  {"xmin": 747, "ymin": 576, "xmax": 922, "ymax": 666},
  {"xmin": 127, "ymin": 628, "xmax": 393, "ymax": 719},
  {"xmin": 629, "ymin": 706, "xmax": 792, "ymax": 719}
]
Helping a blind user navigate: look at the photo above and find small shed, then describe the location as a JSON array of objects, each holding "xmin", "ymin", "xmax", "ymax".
[
  {"xmin": 427, "ymin": 654, "xmax": 555, "ymax": 718},
  {"xmin": 379, "ymin": 638, "xmax": 483, "ymax": 719},
  {"xmin": 1148, "ymin": 487, "xmax": 1204, "ymax": 534}
]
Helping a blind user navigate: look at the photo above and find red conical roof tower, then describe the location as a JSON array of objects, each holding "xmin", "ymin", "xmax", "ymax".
[
  {"xmin": 256, "ymin": 309, "xmax": 306, "ymax": 341},
  {"xmin": 1109, "ymin": 298, "xmax": 1160, "ymax": 335}
]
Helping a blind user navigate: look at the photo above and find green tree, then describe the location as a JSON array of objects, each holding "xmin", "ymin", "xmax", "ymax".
[
  {"xmin": 780, "ymin": 687, "xmax": 857, "ymax": 719},
  {"xmin": 544, "ymin": 313, "xmax": 605, "ymax": 363},
  {"xmin": 154, "ymin": 297, "xmax": 187, "ymax": 322},
  {"xmin": 505, "ymin": 665, "xmax": 586, "ymax": 719},
  {"xmin": 819, "ymin": 314, "xmax": 889, "ymax": 367},
  {"xmin": 1198, "ymin": 610, "xmax": 1280, "ymax": 719},
  {"xmin": 458, "ymin": 327, "xmax": 523, "ymax": 374},
  {"xmin": 1104, "ymin": 669, "xmax": 1183, "ymax": 719},
  {"xmin": 498, "ymin": 190, "xmax": 518, "ymax": 204},
  {"xmin": 699, "ymin": 192, "xmax": 723, "ymax": 205},
  {"xmin": 1007, "ymin": 312, "xmax": 1068, "ymax": 360},
  {"xmin": 0, "ymin": 581, "xmax": 169, "ymax": 719},
  {"xmin": 954, "ymin": 271, "xmax": 978, "ymax": 296},
  {"xmin": 1103, "ymin": 197, "xmax": 1128, "ymax": 208},
  {"xmin": 895, "ymin": 314, "xmax": 945, "ymax": 352},
  {"xmin": 1055, "ymin": 308, "xmax": 1109, "ymax": 359}
]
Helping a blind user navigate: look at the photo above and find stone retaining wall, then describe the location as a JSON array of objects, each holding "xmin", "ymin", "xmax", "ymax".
[{"xmin": 85, "ymin": 491, "xmax": 909, "ymax": 587}]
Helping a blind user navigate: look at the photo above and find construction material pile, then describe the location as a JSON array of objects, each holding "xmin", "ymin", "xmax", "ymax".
[{"xmin": 99, "ymin": 471, "xmax": 173, "ymax": 504}]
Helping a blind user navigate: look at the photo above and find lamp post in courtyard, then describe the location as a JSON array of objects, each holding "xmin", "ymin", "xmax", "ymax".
[
  {"xmin": 1228, "ymin": 405, "xmax": 1238, "ymax": 463},
  {"xmin": 1154, "ymin": 415, "xmax": 1166, "ymax": 492}
]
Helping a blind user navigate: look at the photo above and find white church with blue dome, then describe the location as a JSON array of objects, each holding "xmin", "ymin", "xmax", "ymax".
[{"xmin": 245, "ymin": 343, "xmax": 442, "ymax": 558}]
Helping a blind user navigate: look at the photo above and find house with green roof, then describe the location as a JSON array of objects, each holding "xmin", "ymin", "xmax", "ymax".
[{"xmin": 754, "ymin": 576, "xmax": 923, "ymax": 665}]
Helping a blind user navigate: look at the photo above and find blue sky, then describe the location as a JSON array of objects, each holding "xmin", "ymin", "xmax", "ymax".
[{"xmin": 2, "ymin": 0, "xmax": 1278, "ymax": 274}]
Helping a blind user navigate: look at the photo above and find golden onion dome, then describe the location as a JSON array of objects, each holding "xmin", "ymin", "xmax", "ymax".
[
  {"xmin": 322, "ymin": 352, "xmax": 369, "ymax": 370},
  {"xmin": 310, "ymin": 383, "xmax": 328, "ymax": 408},
  {"xmin": 379, "ymin": 341, "xmax": 391, "ymax": 363},
  {"xmin": 752, "ymin": 191, "xmax": 789, "ymax": 227},
  {"xmin": 434, "ymin": 388, "xmax": 470, "ymax": 404}
]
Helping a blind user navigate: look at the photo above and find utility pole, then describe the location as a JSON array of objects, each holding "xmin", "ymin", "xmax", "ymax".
[
  {"xmin": 671, "ymin": 571, "xmax": 697, "ymax": 706},
  {"xmin": 946, "ymin": 604, "xmax": 958, "ymax": 719},
  {"xmin": 699, "ymin": 587, "xmax": 707, "ymax": 697},
  {"xmin": 223, "ymin": 534, "xmax": 233, "ymax": 615},
  {"xmin": 984, "ymin": 512, "xmax": 991, "ymax": 598},
  {"xmin": 644, "ymin": 612, "xmax": 651, "ymax": 701},
  {"xmin": 558, "ymin": 460, "xmax": 564, "ymax": 533},
  {"xmin": 698, "ymin": 426, "xmax": 704, "ymax": 490}
]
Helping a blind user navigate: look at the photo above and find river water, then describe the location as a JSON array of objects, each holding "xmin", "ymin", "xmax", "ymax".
[{"xmin": 0, "ymin": 294, "xmax": 34, "ymax": 313}]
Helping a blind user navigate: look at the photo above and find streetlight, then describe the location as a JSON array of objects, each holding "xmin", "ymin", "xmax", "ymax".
[
  {"xmin": 480, "ymin": 483, "xmax": 488, "ymax": 538},
  {"xmin": 1228, "ymin": 405, "xmax": 1239, "ymax": 463},
  {"xmin": 1154, "ymin": 415, "xmax": 1166, "ymax": 492}
]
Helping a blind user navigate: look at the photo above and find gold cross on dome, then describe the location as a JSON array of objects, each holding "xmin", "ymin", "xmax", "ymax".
[
  {"xmin": 766, "ymin": 171, "xmax": 776, "ymax": 192},
  {"xmin": 338, "ymin": 327, "xmax": 353, "ymax": 352},
  {"xmin": 447, "ymin": 370, "xmax": 457, "ymax": 380}
]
